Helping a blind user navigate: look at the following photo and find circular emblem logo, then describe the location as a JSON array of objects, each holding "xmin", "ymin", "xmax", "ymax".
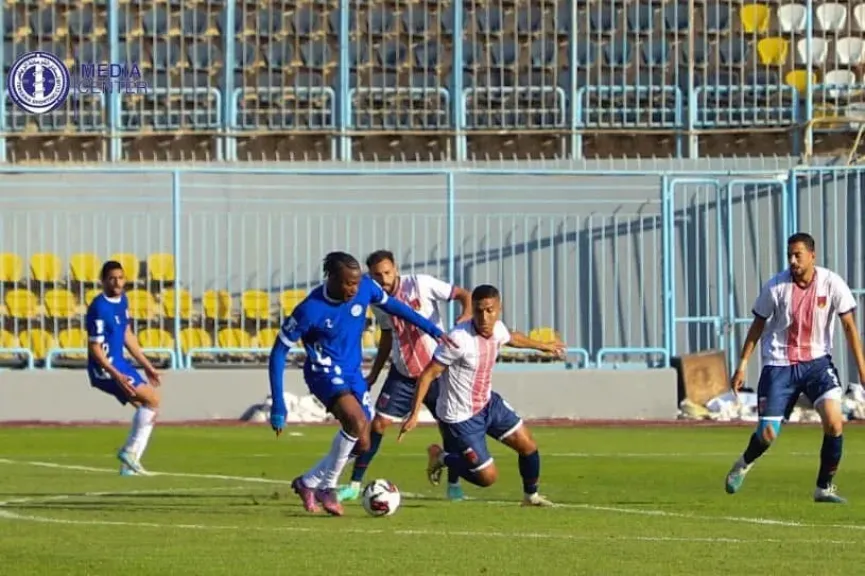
[
  {"xmin": 351, "ymin": 304, "xmax": 363, "ymax": 317},
  {"xmin": 6, "ymin": 51, "xmax": 71, "ymax": 115}
]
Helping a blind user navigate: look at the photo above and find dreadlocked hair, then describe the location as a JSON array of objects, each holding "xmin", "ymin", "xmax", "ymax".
[{"xmin": 323, "ymin": 251, "xmax": 361, "ymax": 279}]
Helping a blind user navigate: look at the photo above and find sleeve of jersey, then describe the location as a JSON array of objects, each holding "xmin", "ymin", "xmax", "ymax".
[
  {"xmin": 833, "ymin": 276, "xmax": 858, "ymax": 315},
  {"xmin": 372, "ymin": 306, "xmax": 393, "ymax": 331},
  {"xmin": 433, "ymin": 332, "xmax": 463, "ymax": 366},
  {"xmin": 85, "ymin": 305, "xmax": 106, "ymax": 344},
  {"xmin": 751, "ymin": 283, "xmax": 774, "ymax": 319},
  {"xmin": 420, "ymin": 274, "xmax": 456, "ymax": 301},
  {"xmin": 493, "ymin": 321, "xmax": 512, "ymax": 346},
  {"xmin": 268, "ymin": 309, "xmax": 307, "ymax": 417},
  {"xmin": 377, "ymin": 295, "xmax": 444, "ymax": 339}
]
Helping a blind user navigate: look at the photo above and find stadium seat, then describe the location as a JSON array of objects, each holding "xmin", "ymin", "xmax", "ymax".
[
  {"xmin": 279, "ymin": 289, "xmax": 306, "ymax": 316},
  {"xmin": 83, "ymin": 287, "xmax": 102, "ymax": 306},
  {"xmin": 126, "ymin": 289, "xmax": 160, "ymax": 321},
  {"xmin": 254, "ymin": 328, "xmax": 280, "ymax": 349},
  {"xmin": 757, "ymin": 37, "xmax": 789, "ymax": 66},
  {"xmin": 69, "ymin": 253, "xmax": 101, "ymax": 284},
  {"xmin": 19, "ymin": 329, "xmax": 57, "ymax": 361},
  {"xmin": 57, "ymin": 328, "xmax": 87, "ymax": 360},
  {"xmin": 139, "ymin": 328, "xmax": 175, "ymax": 350},
  {"xmin": 627, "ymin": 3, "xmax": 655, "ymax": 34},
  {"xmin": 855, "ymin": 4, "xmax": 865, "ymax": 30},
  {"xmin": 821, "ymin": 69, "xmax": 857, "ymax": 98},
  {"xmin": 147, "ymin": 253, "xmax": 175, "ymax": 283},
  {"xmin": 43, "ymin": 289, "xmax": 79, "ymax": 319},
  {"xmin": 785, "ymin": 69, "xmax": 816, "ymax": 96},
  {"xmin": 0, "ymin": 329, "xmax": 21, "ymax": 361},
  {"xmin": 796, "ymin": 37, "xmax": 828, "ymax": 67},
  {"xmin": 161, "ymin": 288, "xmax": 194, "ymax": 321},
  {"xmin": 217, "ymin": 327, "xmax": 254, "ymax": 350},
  {"xmin": 202, "ymin": 290, "xmax": 232, "ymax": 320},
  {"xmin": 816, "ymin": 3, "xmax": 848, "ymax": 32},
  {"xmin": 777, "ymin": 3, "xmax": 807, "ymax": 33},
  {"xmin": 836, "ymin": 37, "xmax": 865, "ymax": 66},
  {"xmin": 740, "ymin": 4, "xmax": 771, "ymax": 34},
  {"xmin": 110, "ymin": 253, "xmax": 139, "ymax": 280},
  {"xmin": 0, "ymin": 253, "xmax": 23, "ymax": 283},
  {"xmin": 5, "ymin": 288, "xmax": 39, "ymax": 319},
  {"xmin": 241, "ymin": 290, "xmax": 272, "ymax": 320},
  {"xmin": 179, "ymin": 327, "xmax": 213, "ymax": 357},
  {"xmin": 528, "ymin": 327, "xmax": 562, "ymax": 360},
  {"xmin": 30, "ymin": 253, "xmax": 62, "ymax": 284},
  {"xmin": 705, "ymin": 2, "xmax": 731, "ymax": 33}
]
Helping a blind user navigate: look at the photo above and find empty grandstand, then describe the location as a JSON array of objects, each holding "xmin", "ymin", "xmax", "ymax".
[{"xmin": 3, "ymin": 1, "xmax": 865, "ymax": 162}]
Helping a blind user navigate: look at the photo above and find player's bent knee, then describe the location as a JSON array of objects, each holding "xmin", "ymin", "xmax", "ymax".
[
  {"xmin": 756, "ymin": 418, "xmax": 782, "ymax": 445},
  {"xmin": 474, "ymin": 464, "xmax": 498, "ymax": 487},
  {"xmin": 371, "ymin": 415, "xmax": 390, "ymax": 434}
]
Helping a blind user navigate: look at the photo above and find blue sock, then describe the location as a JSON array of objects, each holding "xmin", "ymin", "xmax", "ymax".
[
  {"xmin": 443, "ymin": 453, "xmax": 485, "ymax": 487},
  {"xmin": 350, "ymin": 431, "xmax": 383, "ymax": 483},
  {"xmin": 742, "ymin": 433, "xmax": 770, "ymax": 465},
  {"xmin": 518, "ymin": 451, "xmax": 540, "ymax": 495},
  {"xmin": 817, "ymin": 434, "xmax": 843, "ymax": 489}
]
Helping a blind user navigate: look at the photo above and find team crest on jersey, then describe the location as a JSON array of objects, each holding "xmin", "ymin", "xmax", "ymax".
[
  {"xmin": 410, "ymin": 298, "xmax": 422, "ymax": 310},
  {"xmin": 817, "ymin": 296, "xmax": 827, "ymax": 308},
  {"xmin": 351, "ymin": 304, "xmax": 363, "ymax": 317}
]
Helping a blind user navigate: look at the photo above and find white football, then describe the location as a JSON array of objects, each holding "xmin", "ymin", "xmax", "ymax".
[{"xmin": 362, "ymin": 479, "xmax": 401, "ymax": 517}]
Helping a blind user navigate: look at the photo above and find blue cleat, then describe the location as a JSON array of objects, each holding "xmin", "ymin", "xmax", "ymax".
[
  {"xmin": 337, "ymin": 482, "xmax": 361, "ymax": 502},
  {"xmin": 725, "ymin": 458, "xmax": 752, "ymax": 495},
  {"xmin": 117, "ymin": 449, "xmax": 147, "ymax": 475},
  {"xmin": 446, "ymin": 483, "xmax": 464, "ymax": 501},
  {"xmin": 814, "ymin": 485, "xmax": 847, "ymax": 504},
  {"xmin": 120, "ymin": 465, "xmax": 137, "ymax": 477}
]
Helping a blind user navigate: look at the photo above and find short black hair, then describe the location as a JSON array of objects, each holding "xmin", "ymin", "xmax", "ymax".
[
  {"xmin": 100, "ymin": 260, "xmax": 123, "ymax": 282},
  {"xmin": 471, "ymin": 284, "xmax": 500, "ymax": 302},
  {"xmin": 323, "ymin": 251, "xmax": 361, "ymax": 279},
  {"xmin": 366, "ymin": 250, "xmax": 395, "ymax": 269},
  {"xmin": 787, "ymin": 232, "xmax": 816, "ymax": 253}
]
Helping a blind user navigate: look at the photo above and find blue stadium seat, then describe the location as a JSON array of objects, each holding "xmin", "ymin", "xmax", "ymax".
[
  {"xmin": 182, "ymin": 8, "xmax": 210, "ymax": 37},
  {"xmin": 718, "ymin": 38, "xmax": 747, "ymax": 67},
  {"xmin": 30, "ymin": 8, "xmax": 59, "ymax": 38},
  {"xmin": 641, "ymin": 39, "xmax": 670, "ymax": 67},
  {"xmin": 300, "ymin": 40, "xmax": 331, "ymax": 69},
  {"xmin": 664, "ymin": 3, "xmax": 690, "ymax": 31},
  {"xmin": 530, "ymin": 39, "xmax": 557, "ymax": 68},
  {"xmin": 117, "ymin": 7, "xmax": 136, "ymax": 38},
  {"xmin": 152, "ymin": 40, "xmax": 183, "ymax": 70},
  {"xmin": 142, "ymin": 7, "xmax": 171, "ymax": 36},
  {"xmin": 402, "ymin": 7, "xmax": 432, "ymax": 35},
  {"xmin": 3, "ymin": 10, "xmax": 16, "ymax": 40},
  {"xmin": 705, "ymin": 2, "xmax": 731, "ymax": 33},
  {"xmin": 476, "ymin": 6, "xmax": 503, "ymax": 34},
  {"xmin": 329, "ymin": 9, "xmax": 359, "ymax": 35},
  {"xmin": 627, "ymin": 3, "xmax": 655, "ymax": 34},
  {"xmin": 682, "ymin": 35, "xmax": 710, "ymax": 67},
  {"xmin": 574, "ymin": 40, "xmax": 601, "ymax": 67},
  {"xmin": 233, "ymin": 40, "xmax": 258, "ymax": 69},
  {"xmin": 257, "ymin": 8, "xmax": 286, "ymax": 37},
  {"xmin": 293, "ymin": 7, "xmax": 322, "ymax": 36},
  {"xmin": 490, "ymin": 40, "xmax": 518, "ymax": 68},
  {"xmin": 414, "ymin": 41, "xmax": 441, "ymax": 68},
  {"xmin": 266, "ymin": 40, "xmax": 293, "ymax": 69},
  {"xmin": 461, "ymin": 41, "xmax": 484, "ymax": 69},
  {"xmin": 603, "ymin": 37, "xmax": 633, "ymax": 68},
  {"xmin": 350, "ymin": 41, "xmax": 372, "ymax": 69},
  {"xmin": 74, "ymin": 41, "xmax": 107, "ymax": 63},
  {"xmin": 67, "ymin": 7, "xmax": 97, "ymax": 37},
  {"xmin": 368, "ymin": 7, "xmax": 397, "ymax": 35},
  {"xmin": 516, "ymin": 7, "xmax": 543, "ymax": 35},
  {"xmin": 377, "ymin": 41, "xmax": 408, "ymax": 70},
  {"xmin": 187, "ymin": 41, "xmax": 221, "ymax": 70},
  {"xmin": 555, "ymin": 4, "xmax": 572, "ymax": 35},
  {"xmin": 4, "ymin": 112, "xmax": 27, "ymax": 133},
  {"xmin": 439, "ymin": 8, "xmax": 458, "ymax": 35},
  {"xmin": 590, "ymin": 7, "xmax": 617, "ymax": 34},
  {"xmin": 218, "ymin": 8, "xmax": 245, "ymax": 37}
]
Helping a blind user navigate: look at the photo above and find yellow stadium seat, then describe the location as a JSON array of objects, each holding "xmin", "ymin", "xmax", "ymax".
[
  {"xmin": 138, "ymin": 328, "xmax": 175, "ymax": 350},
  {"xmin": 0, "ymin": 253, "xmax": 23, "ymax": 283},
  {"xmin": 19, "ymin": 328, "xmax": 57, "ymax": 361},
  {"xmin": 785, "ymin": 69, "xmax": 817, "ymax": 95},
  {"xmin": 69, "ymin": 253, "xmax": 102, "ymax": 284},
  {"xmin": 362, "ymin": 330, "xmax": 376, "ymax": 349},
  {"xmin": 84, "ymin": 287, "xmax": 102, "ymax": 306},
  {"xmin": 242, "ymin": 290, "xmax": 272, "ymax": 320},
  {"xmin": 740, "ymin": 4, "xmax": 771, "ymax": 34},
  {"xmin": 0, "ymin": 329, "xmax": 20, "ymax": 361},
  {"xmin": 109, "ymin": 253, "xmax": 140, "ymax": 280},
  {"xmin": 218, "ymin": 328, "xmax": 254, "ymax": 349},
  {"xmin": 179, "ymin": 327, "xmax": 213, "ymax": 356},
  {"xmin": 125, "ymin": 289, "xmax": 160, "ymax": 321},
  {"xmin": 757, "ymin": 37, "xmax": 789, "ymax": 66},
  {"xmin": 203, "ymin": 290, "xmax": 232, "ymax": 320},
  {"xmin": 279, "ymin": 289, "xmax": 306, "ymax": 315},
  {"xmin": 43, "ymin": 289, "xmax": 79, "ymax": 319},
  {"xmin": 528, "ymin": 326, "xmax": 560, "ymax": 343},
  {"xmin": 57, "ymin": 328, "xmax": 88, "ymax": 361},
  {"xmin": 147, "ymin": 253, "xmax": 175, "ymax": 283},
  {"xmin": 161, "ymin": 288, "xmax": 194, "ymax": 320},
  {"xmin": 30, "ymin": 253, "xmax": 63, "ymax": 283},
  {"xmin": 5, "ymin": 289, "xmax": 39, "ymax": 319},
  {"xmin": 255, "ymin": 328, "xmax": 280, "ymax": 349}
]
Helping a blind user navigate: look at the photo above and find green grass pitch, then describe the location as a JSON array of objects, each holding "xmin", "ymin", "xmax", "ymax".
[{"xmin": 0, "ymin": 424, "xmax": 863, "ymax": 575}]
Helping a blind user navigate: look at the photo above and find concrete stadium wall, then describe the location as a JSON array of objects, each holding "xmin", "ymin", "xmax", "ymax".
[{"xmin": 0, "ymin": 368, "xmax": 678, "ymax": 423}]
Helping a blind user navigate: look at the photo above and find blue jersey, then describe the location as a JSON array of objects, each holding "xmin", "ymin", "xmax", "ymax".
[
  {"xmin": 268, "ymin": 275, "xmax": 446, "ymax": 417},
  {"xmin": 86, "ymin": 293, "xmax": 132, "ymax": 379}
]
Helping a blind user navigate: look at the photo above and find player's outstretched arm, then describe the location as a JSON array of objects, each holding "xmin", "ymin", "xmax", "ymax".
[
  {"xmin": 398, "ymin": 360, "xmax": 448, "ymax": 442},
  {"xmin": 450, "ymin": 286, "xmax": 473, "ymax": 323},
  {"xmin": 839, "ymin": 312, "xmax": 865, "ymax": 383},
  {"xmin": 376, "ymin": 296, "xmax": 445, "ymax": 340},
  {"xmin": 507, "ymin": 331, "xmax": 566, "ymax": 359},
  {"xmin": 124, "ymin": 326, "xmax": 160, "ymax": 385},
  {"xmin": 366, "ymin": 328, "xmax": 392, "ymax": 387}
]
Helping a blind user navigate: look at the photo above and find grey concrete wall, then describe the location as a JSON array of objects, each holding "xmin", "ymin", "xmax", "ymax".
[{"xmin": 0, "ymin": 368, "xmax": 678, "ymax": 422}]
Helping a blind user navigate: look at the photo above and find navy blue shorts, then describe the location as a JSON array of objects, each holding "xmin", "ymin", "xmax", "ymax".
[
  {"xmin": 757, "ymin": 356, "xmax": 844, "ymax": 420},
  {"xmin": 306, "ymin": 371, "xmax": 373, "ymax": 420},
  {"xmin": 439, "ymin": 391, "xmax": 523, "ymax": 472},
  {"xmin": 89, "ymin": 364, "xmax": 146, "ymax": 406},
  {"xmin": 374, "ymin": 366, "xmax": 440, "ymax": 420}
]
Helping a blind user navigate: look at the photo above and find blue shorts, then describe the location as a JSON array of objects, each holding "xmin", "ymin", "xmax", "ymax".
[
  {"xmin": 757, "ymin": 356, "xmax": 844, "ymax": 420},
  {"xmin": 374, "ymin": 366, "xmax": 440, "ymax": 421},
  {"xmin": 439, "ymin": 391, "xmax": 523, "ymax": 472},
  {"xmin": 88, "ymin": 364, "xmax": 146, "ymax": 406},
  {"xmin": 306, "ymin": 371, "xmax": 373, "ymax": 420}
]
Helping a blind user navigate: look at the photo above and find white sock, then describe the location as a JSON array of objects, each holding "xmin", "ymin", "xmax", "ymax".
[
  {"xmin": 123, "ymin": 407, "xmax": 156, "ymax": 461},
  {"xmin": 320, "ymin": 430, "xmax": 358, "ymax": 489},
  {"xmin": 301, "ymin": 454, "xmax": 332, "ymax": 489}
]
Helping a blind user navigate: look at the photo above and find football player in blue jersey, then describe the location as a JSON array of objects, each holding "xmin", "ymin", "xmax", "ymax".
[
  {"xmin": 86, "ymin": 260, "xmax": 162, "ymax": 476},
  {"xmin": 268, "ymin": 251, "xmax": 456, "ymax": 516}
]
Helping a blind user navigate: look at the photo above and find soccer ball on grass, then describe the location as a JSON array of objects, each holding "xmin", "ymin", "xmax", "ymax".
[{"xmin": 361, "ymin": 479, "xmax": 401, "ymax": 517}]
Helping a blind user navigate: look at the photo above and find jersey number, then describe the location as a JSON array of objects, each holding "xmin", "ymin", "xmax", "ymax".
[
  {"xmin": 313, "ymin": 343, "xmax": 333, "ymax": 367},
  {"xmin": 96, "ymin": 342, "xmax": 114, "ymax": 379}
]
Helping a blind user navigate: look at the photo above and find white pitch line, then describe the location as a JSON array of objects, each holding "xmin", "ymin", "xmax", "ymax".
[
  {"xmin": 2, "ymin": 457, "xmax": 865, "ymax": 532},
  {"xmin": 0, "ymin": 488, "xmax": 857, "ymax": 547}
]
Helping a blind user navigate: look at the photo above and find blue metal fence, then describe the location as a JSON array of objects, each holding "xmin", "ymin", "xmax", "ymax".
[
  {"xmin": 0, "ymin": 165, "xmax": 863, "ymax": 380},
  {"xmin": 0, "ymin": 1, "xmax": 859, "ymax": 161}
]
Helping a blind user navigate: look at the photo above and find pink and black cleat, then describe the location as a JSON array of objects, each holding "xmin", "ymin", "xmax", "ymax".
[
  {"xmin": 292, "ymin": 476, "xmax": 320, "ymax": 513},
  {"xmin": 314, "ymin": 488, "xmax": 344, "ymax": 517}
]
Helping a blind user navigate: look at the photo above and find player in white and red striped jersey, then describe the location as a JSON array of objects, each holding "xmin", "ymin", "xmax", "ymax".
[
  {"xmin": 725, "ymin": 232, "xmax": 865, "ymax": 503},
  {"xmin": 399, "ymin": 284, "xmax": 565, "ymax": 507},
  {"xmin": 337, "ymin": 250, "xmax": 473, "ymax": 503}
]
